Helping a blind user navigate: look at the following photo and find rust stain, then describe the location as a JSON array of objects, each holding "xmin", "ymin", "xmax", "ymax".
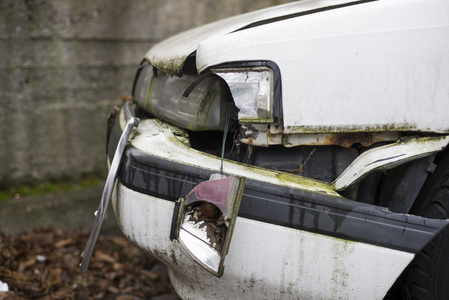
[
  {"xmin": 324, "ymin": 132, "xmax": 382, "ymax": 148},
  {"xmin": 267, "ymin": 131, "xmax": 277, "ymax": 143}
]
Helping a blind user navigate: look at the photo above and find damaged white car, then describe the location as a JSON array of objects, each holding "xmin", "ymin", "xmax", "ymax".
[{"xmin": 81, "ymin": 0, "xmax": 449, "ymax": 299}]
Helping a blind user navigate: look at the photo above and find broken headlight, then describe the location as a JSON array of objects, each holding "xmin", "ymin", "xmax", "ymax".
[
  {"xmin": 212, "ymin": 66, "xmax": 274, "ymax": 123},
  {"xmin": 133, "ymin": 61, "xmax": 277, "ymax": 134},
  {"xmin": 133, "ymin": 62, "xmax": 227, "ymax": 131}
]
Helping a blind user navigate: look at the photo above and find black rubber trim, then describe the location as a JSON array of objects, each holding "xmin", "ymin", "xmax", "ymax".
[{"xmin": 131, "ymin": 59, "xmax": 148, "ymax": 98}]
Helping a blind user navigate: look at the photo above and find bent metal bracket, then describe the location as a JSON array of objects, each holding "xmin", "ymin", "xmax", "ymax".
[{"xmin": 80, "ymin": 101, "xmax": 139, "ymax": 272}]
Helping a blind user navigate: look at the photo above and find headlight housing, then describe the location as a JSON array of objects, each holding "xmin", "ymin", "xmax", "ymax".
[
  {"xmin": 133, "ymin": 62, "xmax": 227, "ymax": 131},
  {"xmin": 132, "ymin": 61, "xmax": 279, "ymax": 135}
]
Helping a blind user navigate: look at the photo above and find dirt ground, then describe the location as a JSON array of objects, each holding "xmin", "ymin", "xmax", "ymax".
[{"xmin": 0, "ymin": 227, "xmax": 179, "ymax": 300}]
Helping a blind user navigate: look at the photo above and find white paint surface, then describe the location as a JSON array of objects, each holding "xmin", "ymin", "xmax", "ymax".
[
  {"xmin": 147, "ymin": 0, "xmax": 449, "ymax": 134},
  {"xmin": 146, "ymin": 0, "xmax": 357, "ymax": 74},
  {"xmin": 335, "ymin": 135, "xmax": 449, "ymax": 190},
  {"xmin": 113, "ymin": 184, "xmax": 414, "ymax": 299},
  {"xmin": 196, "ymin": 0, "xmax": 449, "ymax": 134}
]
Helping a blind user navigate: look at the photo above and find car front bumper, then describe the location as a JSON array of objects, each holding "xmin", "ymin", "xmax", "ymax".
[{"xmin": 108, "ymin": 108, "xmax": 448, "ymax": 299}]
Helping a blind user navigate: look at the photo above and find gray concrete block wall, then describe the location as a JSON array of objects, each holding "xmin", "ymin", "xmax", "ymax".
[{"xmin": 0, "ymin": 0, "xmax": 295, "ymax": 188}]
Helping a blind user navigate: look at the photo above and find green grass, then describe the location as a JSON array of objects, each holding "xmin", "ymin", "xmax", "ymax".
[{"xmin": 0, "ymin": 177, "xmax": 102, "ymax": 201}]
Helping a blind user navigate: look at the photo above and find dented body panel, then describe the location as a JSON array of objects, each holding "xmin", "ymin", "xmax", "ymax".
[{"xmin": 334, "ymin": 135, "xmax": 449, "ymax": 190}]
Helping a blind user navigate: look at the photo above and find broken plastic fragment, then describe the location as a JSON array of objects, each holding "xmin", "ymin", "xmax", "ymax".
[
  {"xmin": 175, "ymin": 175, "xmax": 245, "ymax": 277},
  {"xmin": 184, "ymin": 175, "xmax": 240, "ymax": 216},
  {"xmin": 0, "ymin": 281, "xmax": 9, "ymax": 292},
  {"xmin": 36, "ymin": 255, "xmax": 47, "ymax": 263}
]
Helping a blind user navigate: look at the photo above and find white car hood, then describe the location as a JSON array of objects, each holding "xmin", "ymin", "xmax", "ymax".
[
  {"xmin": 145, "ymin": 0, "xmax": 449, "ymax": 134},
  {"xmin": 145, "ymin": 0, "xmax": 360, "ymax": 75}
]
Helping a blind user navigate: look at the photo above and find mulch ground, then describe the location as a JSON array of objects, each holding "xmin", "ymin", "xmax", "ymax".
[{"xmin": 0, "ymin": 227, "xmax": 175, "ymax": 299}]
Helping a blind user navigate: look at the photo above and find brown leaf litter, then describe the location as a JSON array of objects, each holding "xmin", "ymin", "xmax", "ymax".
[
  {"xmin": 185, "ymin": 204, "xmax": 228, "ymax": 251},
  {"xmin": 0, "ymin": 227, "xmax": 175, "ymax": 299}
]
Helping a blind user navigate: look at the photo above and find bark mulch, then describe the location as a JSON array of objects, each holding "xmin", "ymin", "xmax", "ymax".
[{"xmin": 0, "ymin": 227, "xmax": 175, "ymax": 299}]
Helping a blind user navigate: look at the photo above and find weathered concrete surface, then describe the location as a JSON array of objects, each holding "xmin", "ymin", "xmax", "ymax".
[
  {"xmin": 0, "ymin": 0, "xmax": 295, "ymax": 188},
  {"xmin": 0, "ymin": 183, "xmax": 115, "ymax": 236}
]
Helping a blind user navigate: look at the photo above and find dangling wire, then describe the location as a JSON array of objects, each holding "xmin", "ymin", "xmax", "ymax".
[
  {"xmin": 219, "ymin": 107, "xmax": 232, "ymax": 174},
  {"xmin": 225, "ymin": 129, "xmax": 240, "ymax": 159}
]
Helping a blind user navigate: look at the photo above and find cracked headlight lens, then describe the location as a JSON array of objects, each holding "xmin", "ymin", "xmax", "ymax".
[
  {"xmin": 133, "ymin": 62, "xmax": 226, "ymax": 131},
  {"xmin": 213, "ymin": 67, "xmax": 274, "ymax": 123}
]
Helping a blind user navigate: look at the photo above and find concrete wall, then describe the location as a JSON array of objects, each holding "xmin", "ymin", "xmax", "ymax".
[{"xmin": 0, "ymin": 0, "xmax": 295, "ymax": 188}]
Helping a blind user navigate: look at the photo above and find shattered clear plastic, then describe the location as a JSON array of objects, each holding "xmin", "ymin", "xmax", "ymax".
[{"xmin": 214, "ymin": 67, "xmax": 274, "ymax": 122}]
